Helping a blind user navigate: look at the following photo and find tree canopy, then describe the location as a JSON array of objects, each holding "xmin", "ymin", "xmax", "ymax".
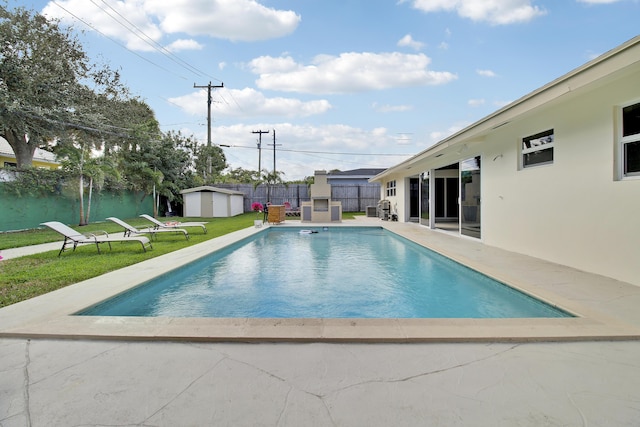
[
  {"xmin": 0, "ymin": 2, "xmax": 126, "ymax": 167},
  {"xmin": 0, "ymin": 3, "xmax": 284, "ymax": 219}
]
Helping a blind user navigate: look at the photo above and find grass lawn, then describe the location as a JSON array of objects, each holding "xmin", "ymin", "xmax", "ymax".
[{"xmin": 0, "ymin": 212, "xmax": 363, "ymax": 308}]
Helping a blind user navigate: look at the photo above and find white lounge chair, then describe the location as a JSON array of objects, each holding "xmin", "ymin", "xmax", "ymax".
[
  {"xmin": 107, "ymin": 217, "xmax": 189, "ymax": 240},
  {"xmin": 140, "ymin": 214, "xmax": 208, "ymax": 234},
  {"xmin": 41, "ymin": 221, "xmax": 152, "ymax": 256}
]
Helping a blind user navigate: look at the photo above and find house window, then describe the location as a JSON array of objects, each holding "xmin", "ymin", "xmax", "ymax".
[
  {"xmin": 621, "ymin": 102, "xmax": 640, "ymax": 177},
  {"xmin": 522, "ymin": 129, "xmax": 554, "ymax": 168},
  {"xmin": 386, "ymin": 180, "xmax": 396, "ymax": 197}
]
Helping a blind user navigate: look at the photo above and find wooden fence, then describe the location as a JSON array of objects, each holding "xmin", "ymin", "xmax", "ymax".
[{"xmin": 213, "ymin": 183, "xmax": 381, "ymax": 212}]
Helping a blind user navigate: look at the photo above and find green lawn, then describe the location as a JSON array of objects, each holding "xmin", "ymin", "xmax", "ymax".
[{"xmin": 0, "ymin": 212, "xmax": 363, "ymax": 308}]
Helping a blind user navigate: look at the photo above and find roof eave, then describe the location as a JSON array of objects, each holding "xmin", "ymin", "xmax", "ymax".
[{"xmin": 372, "ymin": 35, "xmax": 640, "ymax": 182}]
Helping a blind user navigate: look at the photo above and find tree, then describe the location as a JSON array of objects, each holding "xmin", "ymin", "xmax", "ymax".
[
  {"xmin": 193, "ymin": 144, "xmax": 227, "ymax": 184},
  {"xmin": 151, "ymin": 131, "xmax": 202, "ymax": 215},
  {"xmin": 221, "ymin": 167, "xmax": 260, "ymax": 184},
  {"xmin": 56, "ymin": 137, "xmax": 119, "ymax": 225},
  {"xmin": 257, "ymin": 169, "xmax": 286, "ymax": 203},
  {"xmin": 0, "ymin": 3, "xmax": 125, "ymax": 168}
]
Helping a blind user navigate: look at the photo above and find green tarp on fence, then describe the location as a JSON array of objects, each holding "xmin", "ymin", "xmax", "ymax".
[{"xmin": 0, "ymin": 188, "xmax": 153, "ymax": 232}]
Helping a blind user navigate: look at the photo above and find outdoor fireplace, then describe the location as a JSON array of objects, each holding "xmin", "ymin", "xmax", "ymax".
[{"xmin": 301, "ymin": 170, "xmax": 342, "ymax": 223}]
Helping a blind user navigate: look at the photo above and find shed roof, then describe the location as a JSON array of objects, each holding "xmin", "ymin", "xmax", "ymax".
[{"xmin": 180, "ymin": 186, "xmax": 245, "ymax": 195}]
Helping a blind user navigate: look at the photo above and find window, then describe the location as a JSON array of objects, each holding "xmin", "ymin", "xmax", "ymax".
[
  {"xmin": 522, "ymin": 129, "xmax": 554, "ymax": 168},
  {"xmin": 386, "ymin": 180, "xmax": 396, "ymax": 197},
  {"xmin": 621, "ymin": 102, "xmax": 640, "ymax": 177}
]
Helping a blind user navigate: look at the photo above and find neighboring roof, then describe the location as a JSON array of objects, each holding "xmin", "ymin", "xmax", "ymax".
[
  {"xmin": 372, "ymin": 35, "xmax": 640, "ymax": 182},
  {"xmin": 180, "ymin": 186, "xmax": 245, "ymax": 195},
  {"xmin": 0, "ymin": 137, "xmax": 58, "ymax": 164},
  {"xmin": 328, "ymin": 168, "xmax": 387, "ymax": 178}
]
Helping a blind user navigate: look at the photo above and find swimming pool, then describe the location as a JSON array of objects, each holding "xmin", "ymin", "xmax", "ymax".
[{"xmin": 78, "ymin": 227, "xmax": 571, "ymax": 318}]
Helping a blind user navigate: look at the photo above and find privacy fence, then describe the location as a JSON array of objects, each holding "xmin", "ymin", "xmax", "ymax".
[
  {"xmin": 213, "ymin": 183, "xmax": 381, "ymax": 213},
  {"xmin": 0, "ymin": 183, "xmax": 380, "ymax": 232},
  {"xmin": 0, "ymin": 187, "xmax": 153, "ymax": 232}
]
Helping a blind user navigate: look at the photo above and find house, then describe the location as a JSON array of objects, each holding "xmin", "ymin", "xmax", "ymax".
[
  {"xmin": 180, "ymin": 186, "xmax": 245, "ymax": 218},
  {"xmin": 371, "ymin": 35, "xmax": 640, "ymax": 286},
  {"xmin": 0, "ymin": 137, "xmax": 59, "ymax": 169},
  {"xmin": 327, "ymin": 168, "xmax": 386, "ymax": 185}
]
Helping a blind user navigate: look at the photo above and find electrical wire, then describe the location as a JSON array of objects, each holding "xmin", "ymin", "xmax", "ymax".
[
  {"xmin": 93, "ymin": 0, "xmax": 216, "ymax": 81},
  {"xmin": 51, "ymin": 1, "xmax": 188, "ymax": 81},
  {"xmin": 217, "ymin": 144, "xmax": 409, "ymax": 157}
]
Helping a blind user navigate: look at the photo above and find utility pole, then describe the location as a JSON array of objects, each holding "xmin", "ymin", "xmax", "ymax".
[
  {"xmin": 193, "ymin": 82, "xmax": 224, "ymax": 147},
  {"xmin": 269, "ymin": 128, "xmax": 282, "ymax": 173},
  {"xmin": 252, "ymin": 130, "xmax": 270, "ymax": 173},
  {"xmin": 193, "ymin": 82, "xmax": 223, "ymax": 180}
]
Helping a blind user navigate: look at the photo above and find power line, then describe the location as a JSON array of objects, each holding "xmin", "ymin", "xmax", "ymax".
[
  {"xmin": 51, "ymin": 1, "xmax": 187, "ymax": 80},
  {"xmin": 51, "ymin": 1, "xmax": 246, "ymax": 130},
  {"xmin": 218, "ymin": 144, "xmax": 409, "ymax": 156},
  {"xmin": 92, "ymin": 0, "xmax": 214, "ymax": 80}
]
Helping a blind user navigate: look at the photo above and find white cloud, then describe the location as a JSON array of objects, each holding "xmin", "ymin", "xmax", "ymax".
[
  {"xmin": 146, "ymin": 0, "xmax": 300, "ymax": 41},
  {"xmin": 468, "ymin": 98, "xmax": 485, "ymax": 107},
  {"xmin": 372, "ymin": 103, "xmax": 414, "ymax": 113},
  {"xmin": 408, "ymin": 0, "xmax": 546, "ymax": 25},
  {"xmin": 397, "ymin": 34, "xmax": 425, "ymax": 50},
  {"xmin": 168, "ymin": 87, "xmax": 331, "ymax": 118},
  {"xmin": 165, "ymin": 39, "xmax": 203, "ymax": 52},
  {"xmin": 249, "ymin": 52, "xmax": 457, "ymax": 94},
  {"xmin": 42, "ymin": 0, "xmax": 300, "ymax": 51},
  {"xmin": 476, "ymin": 69, "xmax": 497, "ymax": 77},
  {"xmin": 205, "ymin": 123, "xmax": 409, "ymax": 179},
  {"xmin": 249, "ymin": 56, "xmax": 300, "ymax": 73},
  {"xmin": 43, "ymin": 0, "xmax": 163, "ymax": 51}
]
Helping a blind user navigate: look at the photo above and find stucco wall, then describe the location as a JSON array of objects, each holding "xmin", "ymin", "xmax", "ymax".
[{"xmin": 480, "ymin": 73, "xmax": 640, "ymax": 285}]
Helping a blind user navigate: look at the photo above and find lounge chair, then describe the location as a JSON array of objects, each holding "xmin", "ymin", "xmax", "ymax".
[
  {"xmin": 41, "ymin": 221, "xmax": 152, "ymax": 256},
  {"xmin": 284, "ymin": 201, "xmax": 300, "ymax": 216},
  {"xmin": 106, "ymin": 217, "xmax": 189, "ymax": 240},
  {"xmin": 139, "ymin": 214, "xmax": 208, "ymax": 234}
]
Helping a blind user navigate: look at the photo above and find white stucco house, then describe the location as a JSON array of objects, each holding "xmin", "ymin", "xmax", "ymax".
[
  {"xmin": 180, "ymin": 186, "xmax": 244, "ymax": 218},
  {"xmin": 371, "ymin": 35, "xmax": 640, "ymax": 286}
]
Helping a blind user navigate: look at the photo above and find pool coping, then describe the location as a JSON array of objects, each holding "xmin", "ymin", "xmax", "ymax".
[{"xmin": 2, "ymin": 220, "xmax": 640, "ymax": 342}]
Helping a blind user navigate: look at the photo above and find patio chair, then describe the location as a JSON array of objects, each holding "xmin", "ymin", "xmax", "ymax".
[
  {"xmin": 106, "ymin": 217, "xmax": 189, "ymax": 240},
  {"xmin": 41, "ymin": 221, "xmax": 152, "ymax": 256},
  {"xmin": 284, "ymin": 201, "xmax": 300, "ymax": 216},
  {"xmin": 139, "ymin": 214, "xmax": 208, "ymax": 234}
]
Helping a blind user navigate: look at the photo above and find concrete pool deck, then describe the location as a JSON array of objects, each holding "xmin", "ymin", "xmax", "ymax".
[
  {"xmin": 1, "ymin": 218, "xmax": 640, "ymax": 342},
  {"xmin": 3, "ymin": 218, "xmax": 640, "ymax": 425}
]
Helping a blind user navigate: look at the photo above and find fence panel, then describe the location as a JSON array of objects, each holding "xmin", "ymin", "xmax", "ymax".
[{"xmin": 213, "ymin": 183, "xmax": 380, "ymax": 213}]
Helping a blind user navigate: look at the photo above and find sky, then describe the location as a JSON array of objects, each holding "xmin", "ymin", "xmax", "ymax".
[{"xmin": 15, "ymin": 0, "xmax": 640, "ymax": 180}]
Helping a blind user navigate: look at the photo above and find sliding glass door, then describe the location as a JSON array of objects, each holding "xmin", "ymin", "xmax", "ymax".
[{"xmin": 460, "ymin": 156, "xmax": 481, "ymax": 238}]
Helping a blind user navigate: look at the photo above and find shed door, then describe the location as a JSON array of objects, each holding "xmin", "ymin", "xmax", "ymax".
[{"xmin": 201, "ymin": 192, "xmax": 214, "ymax": 217}]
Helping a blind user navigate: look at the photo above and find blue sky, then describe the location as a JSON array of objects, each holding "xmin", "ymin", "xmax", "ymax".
[{"xmin": 19, "ymin": 0, "xmax": 640, "ymax": 179}]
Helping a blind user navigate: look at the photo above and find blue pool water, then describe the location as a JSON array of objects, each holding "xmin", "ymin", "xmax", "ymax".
[{"xmin": 78, "ymin": 227, "xmax": 571, "ymax": 318}]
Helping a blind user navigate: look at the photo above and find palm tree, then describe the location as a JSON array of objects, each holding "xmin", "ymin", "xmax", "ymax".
[{"xmin": 258, "ymin": 169, "xmax": 286, "ymax": 203}]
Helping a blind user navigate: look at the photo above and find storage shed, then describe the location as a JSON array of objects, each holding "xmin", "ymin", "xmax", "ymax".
[{"xmin": 180, "ymin": 186, "xmax": 245, "ymax": 218}]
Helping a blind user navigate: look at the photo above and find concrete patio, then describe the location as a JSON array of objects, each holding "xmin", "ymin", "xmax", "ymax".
[{"xmin": 2, "ymin": 219, "xmax": 640, "ymax": 425}]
